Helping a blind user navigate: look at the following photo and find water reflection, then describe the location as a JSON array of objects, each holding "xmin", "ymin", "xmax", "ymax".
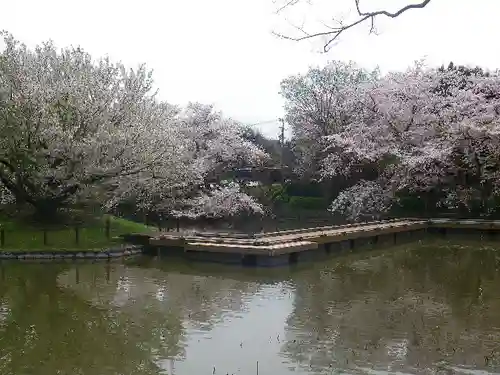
[
  {"xmin": 0, "ymin": 241, "xmax": 500, "ymax": 375},
  {"xmin": 0, "ymin": 263, "xmax": 164, "ymax": 375},
  {"xmin": 57, "ymin": 260, "xmax": 296, "ymax": 374},
  {"xmin": 283, "ymin": 244, "xmax": 500, "ymax": 374}
]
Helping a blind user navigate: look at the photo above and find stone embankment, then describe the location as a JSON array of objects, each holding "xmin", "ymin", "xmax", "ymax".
[{"xmin": 0, "ymin": 244, "xmax": 143, "ymax": 260}]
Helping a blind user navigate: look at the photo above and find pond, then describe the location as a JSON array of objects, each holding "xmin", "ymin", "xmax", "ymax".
[{"xmin": 1, "ymin": 241, "xmax": 500, "ymax": 374}]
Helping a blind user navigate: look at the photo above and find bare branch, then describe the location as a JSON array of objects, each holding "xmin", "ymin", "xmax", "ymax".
[
  {"xmin": 274, "ymin": 0, "xmax": 300, "ymax": 14},
  {"xmin": 275, "ymin": 0, "xmax": 432, "ymax": 52},
  {"xmin": 354, "ymin": 0, "xmax": 431, "ymax": 19},
  {"xmin": 273, "ymin": 0, "xmax": 314, "ymax": 14}
]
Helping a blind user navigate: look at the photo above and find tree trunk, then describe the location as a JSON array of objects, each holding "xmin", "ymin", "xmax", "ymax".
[{"xmin": 30, "ymin": 198, "xmax": 66, "ymax": 223}]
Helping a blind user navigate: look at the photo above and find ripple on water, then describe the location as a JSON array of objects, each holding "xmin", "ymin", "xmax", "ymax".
[{"xmin": 1, "ymin": 242, "xmax": 500, "ymax": 374}]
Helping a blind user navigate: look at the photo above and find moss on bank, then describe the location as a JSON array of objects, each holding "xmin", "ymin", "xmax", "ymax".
[{"xmin": 0, "ymin": 215, "xmax": 156, "ymax": 251}]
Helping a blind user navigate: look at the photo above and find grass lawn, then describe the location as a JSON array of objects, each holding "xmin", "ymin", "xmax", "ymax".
[{"xmin": 0, "ymin": 215, "xmax": 156, "ymax": 252}]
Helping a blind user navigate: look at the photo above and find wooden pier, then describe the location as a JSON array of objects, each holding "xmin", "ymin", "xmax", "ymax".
[{"xmin": 136, "ymin": 218, "xmax": 500, "ymax": 267}]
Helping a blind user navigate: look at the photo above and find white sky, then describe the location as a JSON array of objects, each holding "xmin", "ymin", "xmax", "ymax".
[{"xmin": 1, "ymin": 0, "xmax": 499, "ymax": 138}]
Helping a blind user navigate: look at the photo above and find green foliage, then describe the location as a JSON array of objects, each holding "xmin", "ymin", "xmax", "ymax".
[
  {"xmin": 288, "ymin": 196, "xmax": 328, "ymax": 210},
  {"xmin": 268, "ymin": 183, "xmax": 290, "ymax": 203},
  {"xmin": 285, "ymin": 181, "xmax": 323, "ymax": 197},
  {"xmin": 391, "ymin": 189, "xmax": 500, "ymax": 219},
  {"xmin": 396, "ymin": 194, "xmax": 427, "ymax": 211}
]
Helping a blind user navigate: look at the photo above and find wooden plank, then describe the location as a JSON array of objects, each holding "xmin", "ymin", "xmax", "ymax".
[
  {"xmin": 147, "ymin": 219, "xmax": 500, "ymax": 258},
  {"xmin": 185, "ymin": 240, "xmax": 317, "ymax": 256},
  {"xmin": 149, "ymin": 220, "xmax": 427, "ymax": 247}
]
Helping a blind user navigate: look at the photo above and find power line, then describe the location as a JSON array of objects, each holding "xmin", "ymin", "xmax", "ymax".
[{"xmin": 247, "ymin": 118, "xmax": 280, "ymax": 127}]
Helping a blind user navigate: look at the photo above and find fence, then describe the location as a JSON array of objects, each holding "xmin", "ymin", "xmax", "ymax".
[
  {"xmin": 159, "ymin": 210, "xmax": 347, "ymax": 234},
  {"xmin": 0, "ymin": 217, "xmax": 117, "ymax": 250}
]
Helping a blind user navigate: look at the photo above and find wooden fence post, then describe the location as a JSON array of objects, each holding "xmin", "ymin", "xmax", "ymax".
[
  {"xmin": 0, "ymin": 228, "xmax": 4, "ymax": 247},
  {"xmin": 176, "ymin": 219, "xmax": 180, "ymax": 232},
  {"xmin": 75, "ymin": 226, "xmax": 80, "ymax": 245},
  {"xmin": 105, "ymin": 217, "xmax": 111, "ymax": 239}
]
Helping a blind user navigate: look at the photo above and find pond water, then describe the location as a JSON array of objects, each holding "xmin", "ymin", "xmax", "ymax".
[{"xmin": 1, "ymin": 241, "xmax": 500, "ymax": 375}]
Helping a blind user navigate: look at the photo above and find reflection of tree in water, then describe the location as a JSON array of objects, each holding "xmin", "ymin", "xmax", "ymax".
[
  {"xmin": 57, "ymin": 261, "xmax": 263, "ymax": 360},
  {"xmin": 0, "ymin": 263, "xmax": 163, "ymax": 375},
  {"xmin": 4, "ymin": 244, "xmax": 499, "ymax": 375},
  {"xmin": 282, "ymin": 243, "xmax": 500, "ymax": 373}
]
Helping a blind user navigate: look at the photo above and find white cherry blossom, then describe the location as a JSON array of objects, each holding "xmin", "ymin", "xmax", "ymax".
[{"xmin": 0, "ymin": 32, "xmax": 266, "ymax": 218}]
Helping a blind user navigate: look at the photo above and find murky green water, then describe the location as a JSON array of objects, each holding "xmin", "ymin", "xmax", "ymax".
[{"xmin": 1, "ymin": 241, "xmax": 500, "ymax": 375}]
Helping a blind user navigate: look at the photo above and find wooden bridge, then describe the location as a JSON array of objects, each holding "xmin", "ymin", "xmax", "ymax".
[{"xmin": 132, "ymin": 218, "xmax": 500, "ymax": 267}]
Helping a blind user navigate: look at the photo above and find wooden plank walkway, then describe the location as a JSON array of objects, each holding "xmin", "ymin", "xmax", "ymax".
[
  {"xmin": 146, "ymin": 218, "xmax": 500, "ymax": 260},
  {"xmin": 150, "ymin": 219, "xmax": 429, "ymax": 256},
  {"xmin": 185, "ymin": 240, "xmax": 318, "ymax": 256}
]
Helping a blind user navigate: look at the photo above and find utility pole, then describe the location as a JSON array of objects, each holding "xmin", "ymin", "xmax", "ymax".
[{"xmin": 278, "ymin": 118, "xmax": 285, "ymax": 170}]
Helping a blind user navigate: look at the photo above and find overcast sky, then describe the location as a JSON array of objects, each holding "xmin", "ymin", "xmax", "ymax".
[{"xmin": 1, "ymin": 0, "xmax": 499, "ymax": 138}]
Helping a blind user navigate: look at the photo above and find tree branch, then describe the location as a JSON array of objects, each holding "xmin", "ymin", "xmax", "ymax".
[
  {"xmin": 0, "ymin": 159, "xmax": 16, "ymax": 173},
  {"xmin": 275, "ymin": 0, "xmax": 432, "ymax": 52},
  {"xmin": 274, "ymin": 0, "xmax": 300, "ymax": 14}
]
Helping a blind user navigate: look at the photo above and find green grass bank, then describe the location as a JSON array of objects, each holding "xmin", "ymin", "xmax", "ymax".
[{"xmin": 0, "ymin": 215, "xmax": 156, "ymax": 252}]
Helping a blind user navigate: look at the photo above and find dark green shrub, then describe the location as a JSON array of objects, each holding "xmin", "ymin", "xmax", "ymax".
[{"xmin": 288, "ymin": 196, "xmax": 327, "ymax": 210}]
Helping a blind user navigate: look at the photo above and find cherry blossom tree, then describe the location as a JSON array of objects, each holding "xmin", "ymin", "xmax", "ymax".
[
  {"xmin": 280, "ymin": 60, "xmax": 379, "ymax": 178},
  {"xmin": 323, "ymin": 62, "xmax": 500, "ymax": 220},
  {"xmin": 0, "ymin": 31, "xmax": 266, "ymax": 220},
  {"xmin": 0, "ymin": 183, "xmax": 14, "ymax": 205},
  {"xmin": 171, "ymin": 182, "xmax": 264, "ymax": 219},
  {"xmin": 121, "ymin": 103, "xmax": 267, "ymax": 218}
]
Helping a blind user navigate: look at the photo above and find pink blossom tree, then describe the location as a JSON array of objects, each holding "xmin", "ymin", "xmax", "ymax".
[
  {"xmin": 323, "ymin": 62, "xmax": 500, "ymax": 220},
  {"xmin": 120, "ymin": 103, "xmax": 267, "ymax": 218},
  {"xmin": 0, "ymin": 32, "xmax": 265, "ymax": 220},
  {"xmin": 171, "ymin": 182, "xmax": 265, "ymax": 220},
  {"xmin": 280, "ymin": 60, "xmax": 379, "ymax": 178}
]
